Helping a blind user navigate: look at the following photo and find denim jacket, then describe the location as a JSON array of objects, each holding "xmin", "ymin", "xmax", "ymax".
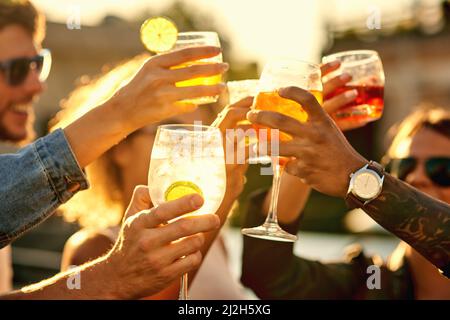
[{"xmin": 0, "ymin": 129, "xmax": 89, "ymax": 248}]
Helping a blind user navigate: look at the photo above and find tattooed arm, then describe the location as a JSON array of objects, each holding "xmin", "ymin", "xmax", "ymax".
[{"xmin": 364, "ymin": 174, "xmax": 450, "ymax": 271}]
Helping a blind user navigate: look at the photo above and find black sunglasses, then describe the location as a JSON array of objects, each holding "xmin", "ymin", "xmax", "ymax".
[
  {"xmin": 385, "ymin": 157, "xmax": 450, "ymax": 187},
  {"xmin": 0, "ymin": 49, "xmax": 51, "ymax": 86}
]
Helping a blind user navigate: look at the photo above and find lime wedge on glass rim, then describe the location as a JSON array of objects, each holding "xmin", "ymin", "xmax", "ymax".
[{"xmin": 140, "ymin": 16, "xmax": 178, "ymax": 53}]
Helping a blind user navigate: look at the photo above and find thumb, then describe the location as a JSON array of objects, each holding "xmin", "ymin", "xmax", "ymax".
[
  {"xmin": 278, "ymin": 86, "xmax": 325, "ymax": 121},
  {"xmin": 123, "ymin": 185, "xmax": 152, "ymax": 222}
]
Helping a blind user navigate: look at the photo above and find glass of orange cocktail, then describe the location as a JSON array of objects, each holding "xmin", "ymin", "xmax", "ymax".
[{"xmin": 241, "ymin": 58, "xmax": 323, "ymax": 242}]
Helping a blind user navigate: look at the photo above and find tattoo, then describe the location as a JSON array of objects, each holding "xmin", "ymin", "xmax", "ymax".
[{"xmin": 364, "ymin": 174, "xmax": 450, "ymax": 270}]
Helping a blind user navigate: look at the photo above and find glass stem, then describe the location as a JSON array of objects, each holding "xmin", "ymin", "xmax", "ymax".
[
  {"xmin": 179, "ymin": 273, "xmax": 188, "ymax": 300},
  {"xmin": 264, "ymin": 161, "xmax": 283, "ymax": 225}
]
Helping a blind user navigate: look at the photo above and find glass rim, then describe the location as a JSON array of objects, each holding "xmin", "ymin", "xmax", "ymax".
[
  {"xmin": 227, "ymin": 79, "xmax": 259, "ymax": 84},
  {"xmin": 322, "ymin": 50, "xmax": 380, "ymax": 65},
  {"xmin": 265, "ymin": 57, "xmax": 320, "ymax": 70},
  {"xmin": 177, "ymin": 31, "xmax": 218, "ymax": 37},
  {"xmin": 176, "ymin": 31, "xmax": 219, "ymax": 43}
]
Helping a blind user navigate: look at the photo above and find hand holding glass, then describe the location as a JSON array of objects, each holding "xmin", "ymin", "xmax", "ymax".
[
  {"xmin": 241, "ymin": 58, "xmax": 323, "ymax": 242},
  {"xmin": 322, "ymin": 50, "xmax": 384, "ymax": 122},
  {"xmin": 148, "ymin": 124, "xmax": 226, "ymax": 299},
  {"xmin": 171, "ymin": 32, "xmax": 223, "ymax": 105}
]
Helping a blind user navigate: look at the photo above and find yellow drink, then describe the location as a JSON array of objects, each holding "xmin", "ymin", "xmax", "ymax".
[
  {"xmin": 170, "ymin": 31, "xmax": 222, "ymax": 105},
  {"xmin": 174, "ymin": 61, "xmax": 222, "ymax": 87},
  {"xmin": 172, "ymin": 61, "xmax": 222, "ymax": 105}
]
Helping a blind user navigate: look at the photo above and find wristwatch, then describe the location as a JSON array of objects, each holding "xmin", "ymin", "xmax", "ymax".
[{"xmin": 345, "ymin": 161, "xmax": 385, "ymax": 209}]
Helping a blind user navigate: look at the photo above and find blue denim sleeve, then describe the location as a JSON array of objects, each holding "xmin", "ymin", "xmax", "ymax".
[{"xmin": 0, "ymin": 129, "xmax": 89, "ymax": 248}]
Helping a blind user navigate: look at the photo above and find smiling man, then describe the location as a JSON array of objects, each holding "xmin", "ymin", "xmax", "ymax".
[
  {"xmin": 0, "ymin": 0, "xmax": 230, "ymax": 299},
  {"xmin": 0, "ymin": 0, "xmax": 46, "ymax": 145},
  {"xmin": 0, "ymin": 0, "xmax": 47, "ymax": 294}
]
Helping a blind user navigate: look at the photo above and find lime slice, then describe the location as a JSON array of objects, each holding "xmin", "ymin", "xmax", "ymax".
[
  {"xmin": 164, "ymin": 181, "xmax": 203, "ymax": 202},
  {"xmin": 140, "ymin": 16, "xmax": 178, "ymax": 53}
]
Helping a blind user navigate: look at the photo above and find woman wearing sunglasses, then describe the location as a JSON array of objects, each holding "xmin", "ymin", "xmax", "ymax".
[{"xmin": 242, "ymin": 106, "xmax": 450, "ymax": 299}]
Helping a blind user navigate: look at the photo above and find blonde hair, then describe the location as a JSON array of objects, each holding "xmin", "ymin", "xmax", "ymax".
[
  {"xmin": 50, "ymin": 54, "xmax": 150, "ymax": 229},
  {"xmin": 384, "ymin": 104, "xmax": 450, "ymax": 160}
]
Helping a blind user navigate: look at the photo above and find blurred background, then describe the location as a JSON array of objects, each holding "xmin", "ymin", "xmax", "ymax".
[{"xmin": 11, "ymin": 0, "xmax": 450, "ymax": 289}]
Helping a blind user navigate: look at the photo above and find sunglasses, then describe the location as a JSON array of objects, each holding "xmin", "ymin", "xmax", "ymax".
[
  {"xmin": 0, "ymin": 49, "xmax": 51, "ymax": 86},
  {"xmin": 385, "ymin": 157, "xmax": 450, "ymax": 187}
]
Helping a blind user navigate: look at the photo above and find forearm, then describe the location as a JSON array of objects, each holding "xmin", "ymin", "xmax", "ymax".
[
  {"xmin": 63, "ymin": 99, "xmax": 131, "ymax": 168},
  {"xmin": 363, "ymin": 174, "xmax": 450, "ymax": 270},
  {"xmin": 263, "ymin": 170, "xmax": 311, "ymax": 224},
  {"xmin": 1, "ymin": 256, "xmax": 119, "ymax": 300}
]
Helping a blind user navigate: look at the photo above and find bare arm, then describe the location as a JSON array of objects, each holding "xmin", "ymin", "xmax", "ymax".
[
  {"xmin": 61, "ymin": 231, "xmax": 114, "ymax": 271},
  {"xmin": 2, "ymin": 256, "xmax": 118, "ymax": 300},
  {"xmin": 1, "ymin": 188, "xmax": 220, "ymax": 299},
  {"xmin": 64, "ymin": 46, "xmax": 227, "ymax": 168}
]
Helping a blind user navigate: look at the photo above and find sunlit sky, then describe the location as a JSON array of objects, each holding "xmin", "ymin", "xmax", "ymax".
[{"xmin": 32, "ymin": 0, "xmax": 428, "ymax": 66}]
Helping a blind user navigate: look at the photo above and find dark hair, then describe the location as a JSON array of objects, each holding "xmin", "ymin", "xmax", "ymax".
[{"xmin": 0, "ymin": 0, "xmax": 45, "ymax": 43}]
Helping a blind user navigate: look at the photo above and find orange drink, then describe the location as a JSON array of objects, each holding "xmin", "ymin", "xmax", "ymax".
[
  {"xmin": 241, "ymin": 58, "xmax": 322, "ymax": 242},
  {"xmin": 253, "ymin": 90, "xmax": 323, "ymax": 166}
]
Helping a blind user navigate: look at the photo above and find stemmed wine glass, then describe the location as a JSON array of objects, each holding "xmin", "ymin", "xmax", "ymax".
[
  {"xmin": 241, "ymin": 58, "xmax": 323, "ymax": 242},
  {"xmin": 148, "ymin": 124, "xmax": 226, "ymax": 299}
]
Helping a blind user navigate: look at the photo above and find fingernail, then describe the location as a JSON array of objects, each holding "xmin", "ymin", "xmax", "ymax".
[
  {"xmin": 278, "ymin": 87, "xmax": 289, "ymax": 97},
  {"xmin": 340, "ymin": 73, "xmax": 352, "ymax": 82},
  {"xmin": 345, "ymin": 89, "xmax": 358, "ymax": 99},
  {"xmin": 246, "ymin": 110, "xmax": 258, "ymax": 121},
  {"xmin": 190, "ymin": 194, "xmax": 203, "ymax": 209},
  {"xmin": 221, "ymin": 63, "xmax": 229, "ymax": 71}
]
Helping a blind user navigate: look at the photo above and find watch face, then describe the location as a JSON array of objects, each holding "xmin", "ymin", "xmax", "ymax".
[{"xmin": 353, "ymin": 172, "xmax": 381, "ymax": 199}]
